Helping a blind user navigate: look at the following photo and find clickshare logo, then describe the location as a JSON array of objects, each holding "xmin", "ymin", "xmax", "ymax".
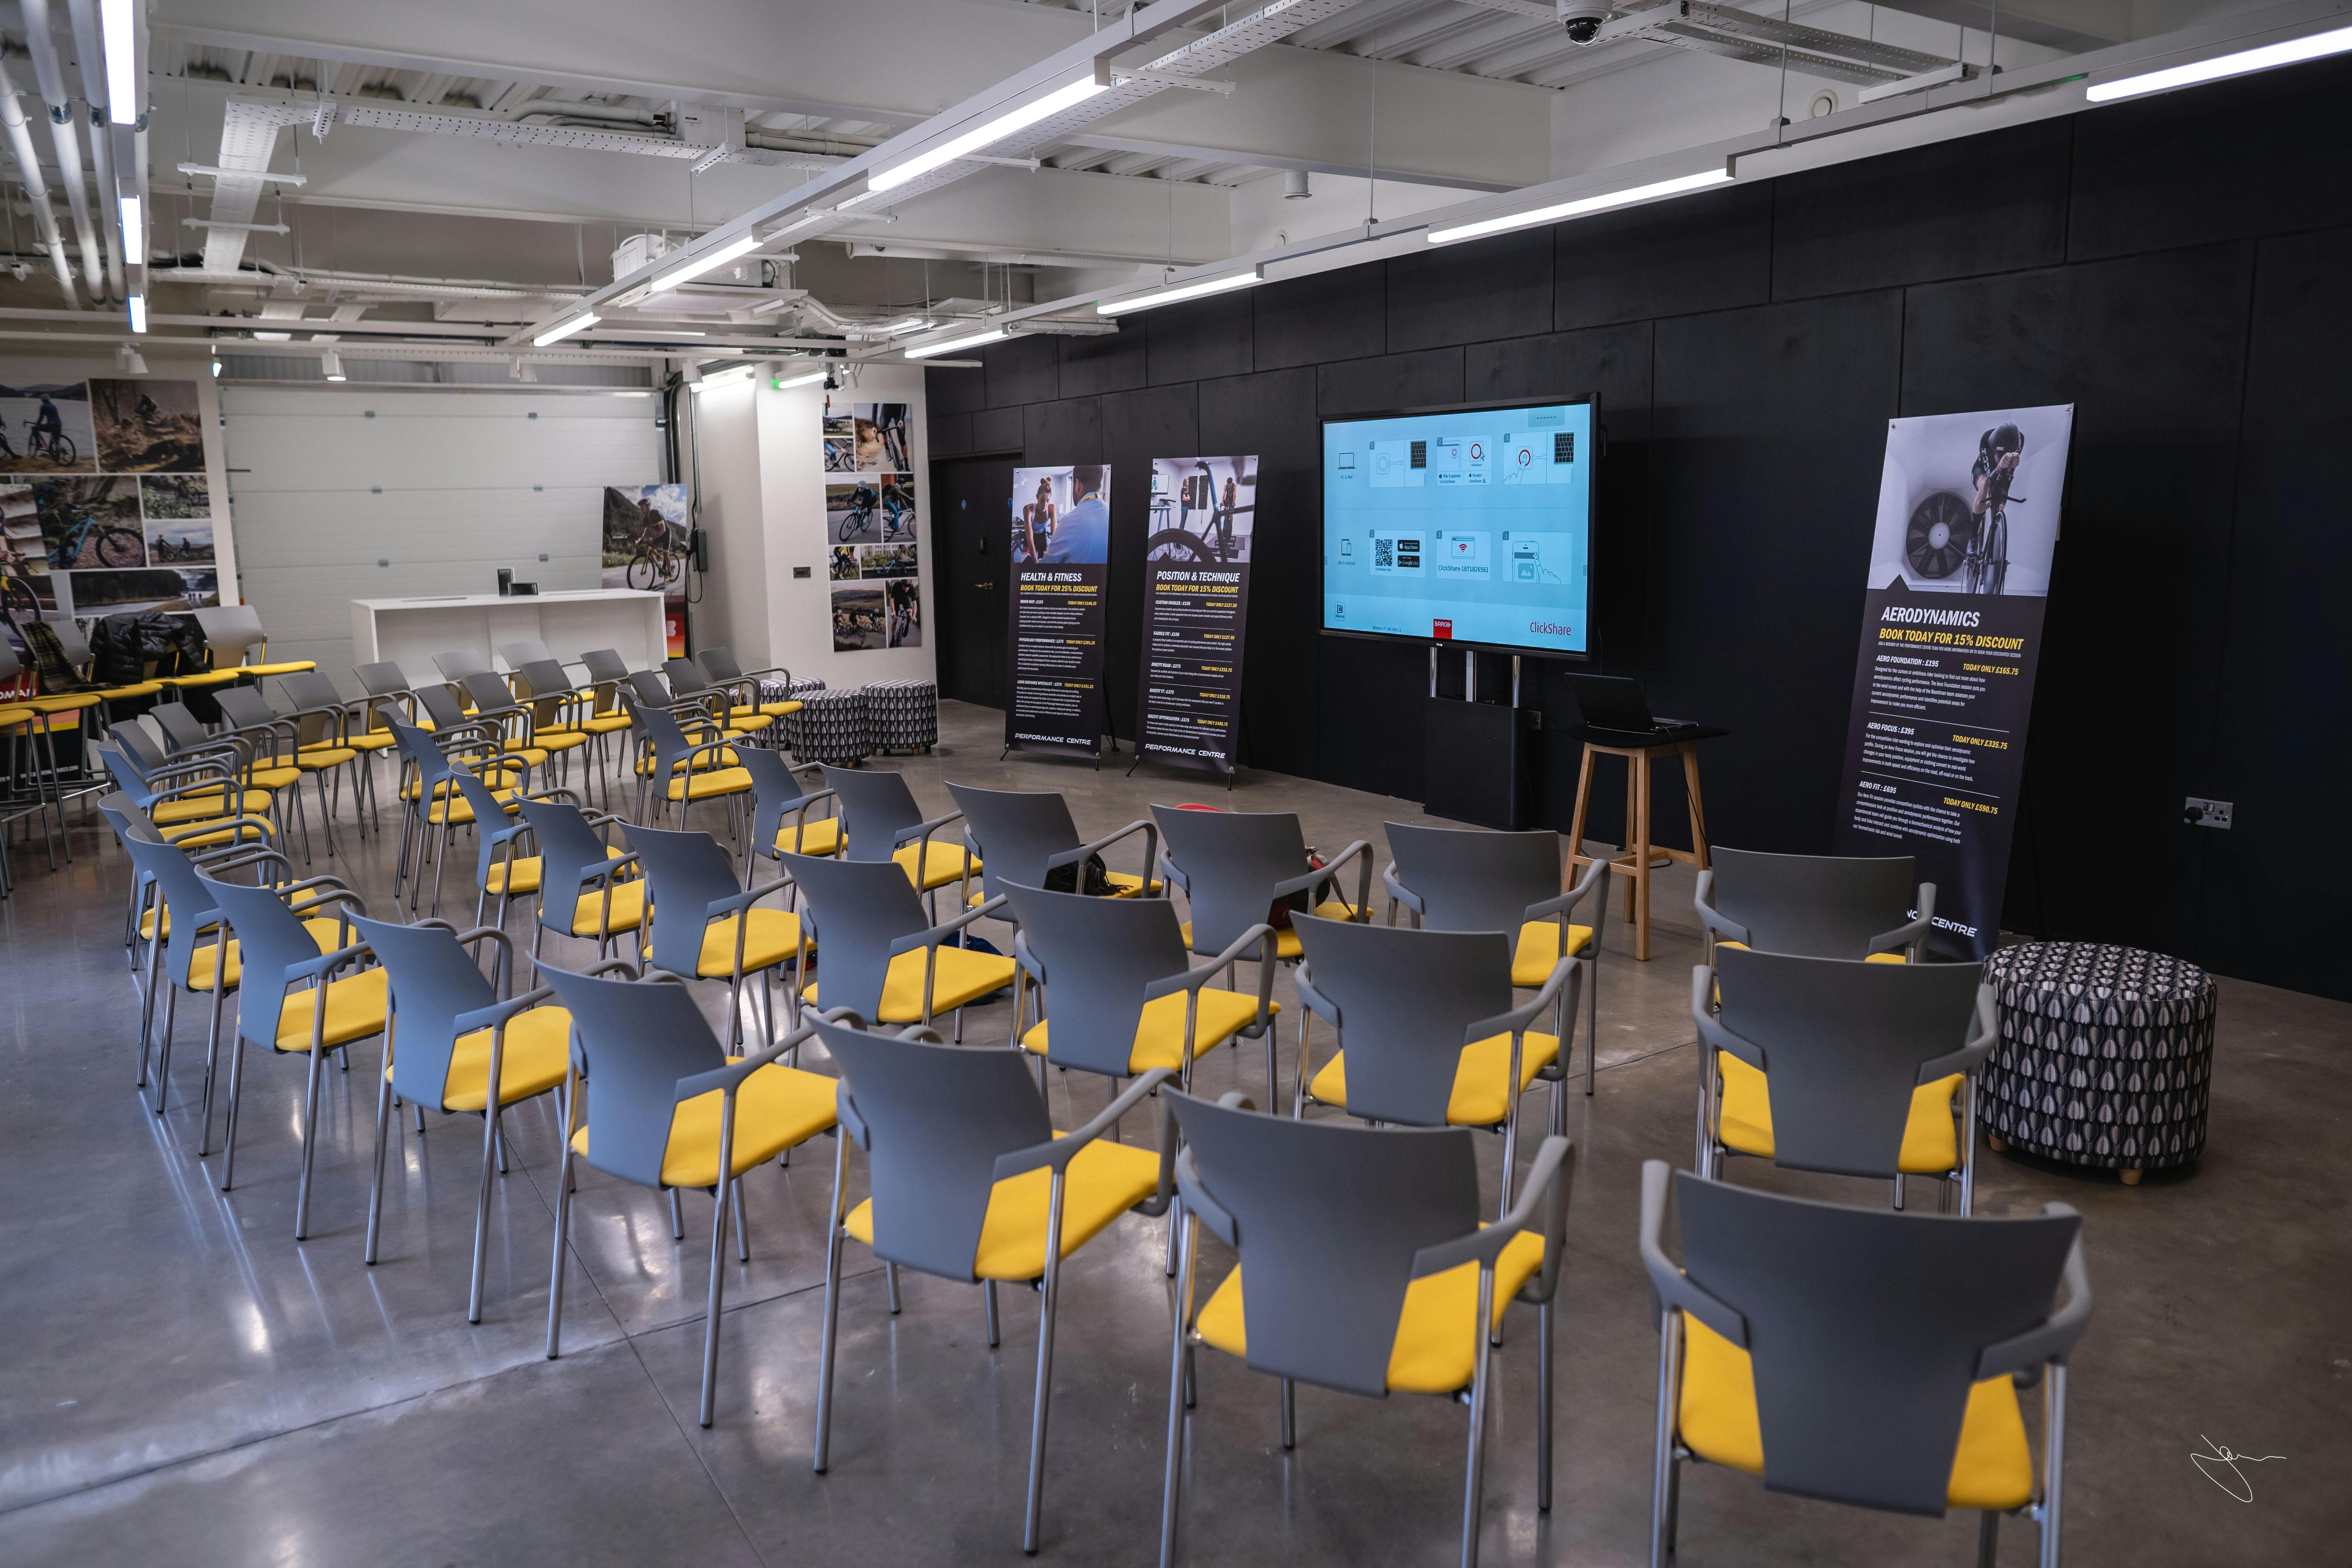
[{"xmin": 1529, "ymin": 621, "xmax": 1572, "ymax": 636}]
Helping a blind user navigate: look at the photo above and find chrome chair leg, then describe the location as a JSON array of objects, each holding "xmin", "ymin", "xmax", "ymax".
[
  {"xmin": 984, "ymin": 1279, "xmax": 1001, "ymax": 1348},
  {"xmin": 1020, "ymin": 1171, "xmax": 1069, "ymax": 1555},
  {"xmin": 667, "ymin": 1185, "xmax": 684, "ymax": 1238},
  {"xmin": 467, "ymin": 1100, "xmax": 500, "ymax": 1323},
  {"xmin": 365, "ymin": 1055, "xmax": 394, "ymax": 1265},
  {"xmin": 1978, "ymin": 1512, "xmax": 2000, "ymax": 1568},
  {"xmin": 813, "ymin": 1132, "xmax": 848, "ymax": 1473},
  {"xmin": 1158, "ymin": 1213, "xmax": 1198, "ymax": 1568},
  {"xmin": 1279, "ymin": 1378, "xmax": 1296, "ymax": 1450},
  {"xmin": 697, "ymin": 1107, "xmax": 737, "ymax": 1427},
  {"xmin": 1459, "ymin": 1267, "xmax": 1497, "ymax": 1568},
  {"xmin": 545, "ymin": 1077, "xmax": 580, "ymax": 1359}
]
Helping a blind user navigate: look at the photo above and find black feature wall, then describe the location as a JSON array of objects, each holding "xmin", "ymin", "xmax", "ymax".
[{"xmin": 928, "ymin": 56, "xmax": 2352, "ymax": 1002}]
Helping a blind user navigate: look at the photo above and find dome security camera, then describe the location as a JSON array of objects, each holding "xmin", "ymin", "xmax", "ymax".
[{"xmin": 1559, "ymin": 0, "xmax": 1610, "ymax": 43}]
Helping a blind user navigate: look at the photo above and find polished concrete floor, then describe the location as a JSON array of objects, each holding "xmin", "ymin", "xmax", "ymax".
[{"xmin": 1, "ymin": 699, "xmax": 2341, "ymax": 1566}]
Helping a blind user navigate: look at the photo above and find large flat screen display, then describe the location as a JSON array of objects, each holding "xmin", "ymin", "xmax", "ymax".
[{"xmin": 1321, "ymin": 399, "xmax": 1594, "ymax": 657}]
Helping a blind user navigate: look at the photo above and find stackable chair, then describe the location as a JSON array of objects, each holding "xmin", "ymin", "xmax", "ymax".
[
  {"xmin": 197, "ymin": 872, "xmax": 386, "ymax": 1236},
  {"xmin": 1638, "ymin": 1162, "xmax": 2090, "ymax": 1568},
  {"xmin": 808, "ymin": 1013, "xmax": 1178, "ymax": 1553},
  {"xmin": 151, "ymin": 698, "xmax": 315, "ymax": 859},
  {"xmin": 3, "ymin": 687, "xmax": 66, "ymax": 877},
  {"xmin": 215, "ymin": 685, "xmax": 362, "ymax": 858},
  {"xmin": 947, "ymin": 782, "xmax": 1161, "ymax": 908},
  {"xmin": 190, "ymin": 604, "xmax": 316, "ymax": 682},
  {"xmin": 512, "ymin": 657, "xmax": 633, "ymax": 808},
  {"xmin": 516, "ymin": 795, "xmax": 646, "ymax": 968},
  {"xmin": 413, "ymin": 681, "xmax": 549, "ymax": 778},
  {"xmin": 279, "ymin": 670, "xmax": 395, "ymax": 833},
  {"xmin": 742, "ymin": 747, "xmax": 840, "ymax": 867},
  {"xmin": 1159, "ymin": 1091, "xmax": 1573, "ymax": 1568},
  {"xmin": 541, "ymin": 965, "xmax": 840, "ymax": 1425},
  {"xmin": 352, "ymin": 913, "xmax": 572, "ymax": 1322},
  {"xmin": 1003, "ymin": 880, "xmax": 1276, "ymax": 1103},
  {"xmin": 664, "ymin": 656, "xmax": 777, "ymax": 737},
  {"xmin": 432, "ymin": 648, "xmax": 494, "ymax": 684},
  {"xmin": 1695, "ymin": 847, "xmax": 1934, "ymax": 963},
  {"xmin": 1291, "ymin": 915, "xmax": 1579, "ymax": 1215},
  {"xmin": 383, "ymin": 718, "xmax": 532, "ymax": 914},
  {"xmin": 1384, "ymin": 822, "xmax": 1611, "ymax": 1095},
  {"xmin": 459, "ymin": 671, "xmax": 592, "ymax": 791},
  {"xmin": 496, "ymin": 639, "xmax": 554, "ymax": 668},
  {"xmin": 697, "ymin": 646, "xmax": 801, "ymax": 721},
  {"xmin": 627, "ymin": 699, "xmax": 752, "ymax": 833},
  {"xmin": 825, "ymin": 764, "xmax": 976, "ymax": 913},
  {"xmin": 783, "ymin": 852, "xmax": 1013, "ymax": 1040},
  {"xmin": 1695, "ymin": 947, "xmax": 1995, "ymax": 1212},
  {"xmin": 628, "ymin": 823, "xmax": 804, "ymax": 1043},
  {"xmin": 625, "ymin": 666, "xmax": 747, "ymax": 739},
  {"xmin": 460, "ymin": 772, "xmax": 622, "ymax": 929},
  {"xmin": 353, "ymin": 661, "xmax": 425, "ymax": 731},
  {"xmin": 100, "ymin": 723, "xmax": 279, "ymax": 844}
]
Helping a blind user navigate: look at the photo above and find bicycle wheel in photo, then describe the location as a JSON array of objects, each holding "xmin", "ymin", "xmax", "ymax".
[
  {"xmin": 1144, "ymin": 529, "xmax": 1214, "ymax": 564},
  {"xmin": 36, "ymin": 433, "xmax": 76, "ymax": 466},
  {"xmin": 97, "ymin": 528, "xmax": 145, "ymax": 567},
  {"xmin": 0, "ymin": 573, "xmax": 38, "ymax": 622},
  {"xmin": 1967, "ymin": 514, "xmax": 2009, "ymax": 596},
  {"xmin": 628, "ymin": 550, "xmax": 670, "ymax": 591}
]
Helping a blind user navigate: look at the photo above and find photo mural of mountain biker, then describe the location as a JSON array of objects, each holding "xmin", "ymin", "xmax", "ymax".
[{"xmin": 1968, "ymin": 422, "xmax": 2025, "ymax": 596}]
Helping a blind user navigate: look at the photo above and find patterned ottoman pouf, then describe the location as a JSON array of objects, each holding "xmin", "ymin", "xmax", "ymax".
[
  {"xmin": 864, "ymin": 679, "xmax": 938, "ymax": 754},
  {"xmin": 790, "ymin": 686, "xmax": 869, "ymax": 766},
  {"xmin": 769, "ymin": 677, "xmax": 826, "ymax": 753},
  {"xmin": 1980, "ymin": 940, "xmax": 2218, "ymax": 1183}
]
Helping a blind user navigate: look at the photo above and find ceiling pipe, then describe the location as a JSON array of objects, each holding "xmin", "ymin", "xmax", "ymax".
[
  {"xmin": 19, "ymin": 0, "xmax": 104, "ymax": 299},
  {"xmin": 67, "ymin": 0, "xmax": 126, "ymax": 301},
  {"xmin": 0, "ymin": 60, "xmax": 81, "ymax": 303}
]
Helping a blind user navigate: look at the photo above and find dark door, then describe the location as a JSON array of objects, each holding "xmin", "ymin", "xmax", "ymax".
[{"xmin": 934, "ymin": 455, "xmax": 1014, "ymax": 709}]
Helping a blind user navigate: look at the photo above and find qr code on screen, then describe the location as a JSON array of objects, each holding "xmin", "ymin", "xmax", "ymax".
[{"xmin": 1374, "ymin": 537, "xmax": 1394, "ymax": 569}]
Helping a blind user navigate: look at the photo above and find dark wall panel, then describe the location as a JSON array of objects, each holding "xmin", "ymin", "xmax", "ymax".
[
  {"xmin": 927, "ymin": 412, "xmax": 972, "ymax": 459},
  {"xmin": 1773, "ymin": 118, "xmax": 2071, "ymax": 300},
  {"xmin": 1101, "ymin": 384, "xmax": 1202, "ymax": 744},
  {"xmin": 1059, "ymin": 330, "xmax": 1147, "ymax": 399},
  {"xmin": 1147, "ymin": 292, "xmax": 1254, "ymax": 386},
  {"xmin": 1199, "ymin": 367, "xmax": 1320, "ymax": 781},
  {"xmin": 1555, "ymin": 180, "xmax": 1772, "ymax": 332},
  {"xmin": 1021, "ymin": 398, "xmax": 1103, "ymax": 466},
  {"xmin": 984, "ymin": 334, "xmax": 1059, "ymax": 409},
  {"xmin": 970, "ymin": 405, "xmax": 1024, "ymax": 454},
  {"xmin": 1254, "ymin": 266, "xmax": 1387, "ymax": 372},
  {"xmin": 1387, "ymin": 228, "xmax": 1553, "ymax": 352},
  {"xmin": 1901, "ymin": 243, "xmax": 2254, "ymax": 954},
  {"xmin": 926, "ymin": 364, "xmax": 985, "ymax": 417},
  {"xmin": 1316, "ymin": 347, "xmax": 1464, "ymax": 418},
  {"xmin": 1466, "ymin": 320, "xmax": 1654, "ymax": 439}
]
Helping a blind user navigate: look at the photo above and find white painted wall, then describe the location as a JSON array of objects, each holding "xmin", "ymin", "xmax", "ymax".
[{"xmin": 220, "ymin": 387, "xmax": 662, "ymax": 681}]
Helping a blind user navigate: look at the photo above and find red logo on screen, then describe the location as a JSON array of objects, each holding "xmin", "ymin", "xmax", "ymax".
[{"xmin": 1432, "ymin": 619, "xmax": 1453, "ymax": 639}]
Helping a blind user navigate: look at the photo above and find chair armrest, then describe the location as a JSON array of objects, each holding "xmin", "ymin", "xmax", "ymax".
[
  {"xmin": 1527, "ymin": 854, "xmax": 1609, "ymax": 922},
  {"xmin": 1271, "ymin": 838, "xmax": 1373, "ymax": 913},
  {"xmin": 1410, "ymin": 1134, "xmax": 1575, "ymax": 1284},
  {"xmin": 1141, "ymin": 923, "xmax": 1276, "ymax": 1001},
  {"xmin": 1916, "ymin": 983, "xmax": 1998, "ymax": 1083},
  {"xmin": 1012, "ymin": 928, "xmax": 1044, "ymax": 986},
  {"xmin": 1172, "ymin": 1142, "xmax": 1241, "ymax": 1248},
  {"xmin": 835, "ymin": 1081, "xmax": 871, "ymax": 1150},
  {"xmin": 890, "ymin": 808, "xmax": 965, "ymax": 849},
  {"xmin": 1867, "ymin": 882, "xmax": 1939, "ymax": 958},
  {"xmin": 1692, "ymin": 870, "xmax": 1749, "ymax": 945},
  {"xmin": 1381, "ymin": 861, "xmax": 1425, "ymax": 919},
  {"xmin": 702, "ymin": 874, "xmax": 797, "ymax": 919},
  {"xmin": 1291, "ymin": 965, "xmax": 1341, "ymax": 1027},
  {"xmin": 674, "ymin": 1016, "xmax": 826, "ymax": 1102},
  {"xmin": 452, "ymin": 985, "xmax": 557, "ymax": 1037},
  {"xmin": 884, "ymin": 894, "xmax": 1009, "ymax": 957},
  {"xmin": 1690, "ymin": 965, "xmax": 1766, "ymax": 1069},
  {"xmin": 1638, "ymin": 1161, "xmax": 1749, "ymax": 1345},
  {"xmin": 287, "ymin": 937, "xmax": 374, "ymax": 984},
  {"xmin": 1465, "ymin": 957, "xmax": 1577, "ymax": 1042},
  {"xmin": 993, "ymin": 1069, "xmax": 1178, "ymax": 1181},
  {"xmin": 1046, "ymin": 817, "xmax": 1157, "ymax": 879},
  {"xmin": 1976, "ymin": 1207, "xmax": 2092, "ymax": 1376}
]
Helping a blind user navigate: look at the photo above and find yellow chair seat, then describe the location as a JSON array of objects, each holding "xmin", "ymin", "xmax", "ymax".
[
  {"xmin": 528, "ymin": 730, "xmax": 590, "ymax": 754},
  {"xmin": 1714, "ymin": 1053, "xmax": 1963, "ymax": 1174},
  {"xmin": 24, "ymin": 691, "xmax": 101, "ymax": 713},
  {"xmin": 244, "ymin": 764, "xmax": 305, "ymax": 791},
  {"xmin": 639, "ymin": 747, "xmax": 741, "ymax": 776},
  {"xmin": 160, "ymin": 670, "xmax": 245, "ymax": 688},
  {"xmin": 332, "ymin": 732, "xmax": 400, "ymax": 753},
  {"xmin": 1676, "ymin": 1314, "xmax": 2034, "ymax": 1511},
  {"xmin": 724, "ymin": 708, "xmax": 776, "ymax": 732},
  {"xmin": 162, "ymin": 817, "xmax": 274, "ymax": 848},
  {"xmin": 1020, "ymin": 987, "xmax": 1272, "ymax": 1074},
  {"xmin": 497, "ymin": 745, "xmax": 552, "ymax": 768},
  {"xmin": 1309, "ymin": 1029, "xmax": 1561, "ymax": 1126},
  {"xmin": 802, "ymin": 944, "xmax": 1015, "ymax": 1022},
  {"xmin": 843, "ymin": 1134, "xmax": 1161, "ymax": 1282},
  {"xmin": 417, "ymin": 1006, "xmax": 575, "ymax": 1112},
  {"xmin": 696, "ymin": 907, "xmax": 804, "ymax": 977},
  {"xmin": 483, "ymin": 845, "xmax": 626, "ymax": 897},
  {"xmin": 240, "ymin": 660, "xmax": 317, "ymax": 676},
  {"xmin": 1511, "ymin": 920, "xmax": 1593, "ymax": 987},
  {"xmin": 1180, "ymin": 899, "xmax": 1360, "ymax": 962},
  {"xmin": 150, "ymin": 788, "xmax": 275, "ymax": 825},
  {"xmin": 423, "ymin": 788, "xmax": 523, "ymax": 827},
  {"xmin": 579, "ymin": 713, "xmax": 633, "ymax": 734},
  {"xmin": 665, "ymin": 766, "xmax": 754, "ymax": 802},
  {"xmin": 271, "ymin": 966, "xmax": 391, "ymax": 1050},
  {"xmin": 1717, "ymin": 938, "xmax": 1908, "ymax": 965},
  {"xmin": 96, "ymin": 680, "xmax": 165, "ymax": 700},
  {"xmin": 183, "ymin": 916, "xmax": 345, "ymax": 992},
  {"xmin": 401, "ymin": 768, "xmax": 522, "ymax": 802},
  {"xmin": 143, "ymin": 892, "xmax": 329, "ymax": 942},
  {"xmin": 568, "ymin": 878, "xmax": 649, "ymax": 936},
  {"xmin": 892, "ymin": 841, "xmax": 978, "ymax": 891},
  {"xmin": 776, "ymin": 817, "xmax": 843, "ymax": 857},
  {"xmin": 292, "ymin": 747, "xmax": 359, "ymax": 769},
  {"xmin": 751, "ymin": 699, "xmax": 802, "ymax": 717},
  {"xmin": 570, "ymin": 1059, "xmax": 838, "ymax": 1188},
  {"xmin": 1196, "ymin": 1229, "xmax": 1545, "ymax": 1395}
]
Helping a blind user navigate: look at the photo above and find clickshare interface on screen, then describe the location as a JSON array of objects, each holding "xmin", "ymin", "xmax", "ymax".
[{"xmin": 1321, "ymin": 400, "xmax": 1594, "ymax": 657}]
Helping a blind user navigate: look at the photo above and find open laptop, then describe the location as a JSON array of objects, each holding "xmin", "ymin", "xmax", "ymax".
[{"xmin": 1564, "ymin": 674, "xmax": 1704, "ymax": 741}]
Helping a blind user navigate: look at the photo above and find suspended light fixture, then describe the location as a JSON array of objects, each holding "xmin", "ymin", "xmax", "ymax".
[
  {"xmin": 532, "ymin": 311, "xmax": 599, "ymax": 347},
  {"xmin": 2085, "ymin": 22, "xmax": 2352, "ymax": 102},
  {"xmin": 868, "ymin": 74, "xmax": 1105, "ymax": 193},
  {"xmin": 1426, "ymin": 168, "xmax": 1732, "ymax": 246},
  {"xmin": 321, "ymin": 350, "xmax": 346, "ymax": 382},
  {"xmin": 904, "ymin": 324, "xmax": 1009, "ymax": 359}
]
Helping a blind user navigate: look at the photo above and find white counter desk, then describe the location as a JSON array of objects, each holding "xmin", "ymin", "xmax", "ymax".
[{"xmin": 351, "ymin": 590, "xmax": 666, "ymax": 679}]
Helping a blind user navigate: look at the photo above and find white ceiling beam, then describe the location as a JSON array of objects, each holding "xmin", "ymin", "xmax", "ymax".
[{"xmin": 1057, "ymin": 134, "xmax": 1521, "ymax": 192}]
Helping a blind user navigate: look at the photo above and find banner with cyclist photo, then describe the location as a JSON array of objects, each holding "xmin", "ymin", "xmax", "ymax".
[
  {"xmin": 1005, "ymin": 463, "xmax": 1110, "ymax": 758},
  {"xmin": 1135, "ymin": 453, "xmax": 1256, "ymax": 775},
  {"xmin": 601, "ymin": 482, "xmax": 691, "ymax": 656},
  {"xmin": 1832, "ymin": 405, "xmax": 2074, "ymax": 960}
]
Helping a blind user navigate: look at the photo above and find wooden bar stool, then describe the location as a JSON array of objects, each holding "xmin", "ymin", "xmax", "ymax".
[{"xmin": 1562, "ymin": 729, "xmax": 1722, "ymax": 960}]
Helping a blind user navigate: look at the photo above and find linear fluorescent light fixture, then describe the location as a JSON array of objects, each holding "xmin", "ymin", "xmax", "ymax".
[
  {"xmin": 648, "ymin": 232, "xmax": 764, "ymax": 293},
  {"xmin": 1098, "ymin": 267, "xmax": 1262, "ymax": 316},
  {"xmin": 1427, "ymin": 167, "xmax": 1732, "ymax": 247},
  {"xmin": 904, "ymin": 325, "xmax": 1009, "ymax": 359},
  {"xmin": 119, "ymin": 196, "xmax": 143, "ymax": 261},
  {"xmin": 2085, "ymin": 22, "xmax": 2352, "ymax": 102},
  {"xmin": 100, "ymin": 0, "xmax": 138, "ymax": 118},
  {"xmin": 772, "ymin": 368, "xmax": 828, "ymax": 389},
  {"xmin": 533, "ymin": 312, "xmax": 600, "ymax": 347},
  {"xmin": 321, "ymin": 350, "xmax": 345, "ymax": 382},
  {"xmin": 126, "ymin": 294, "xmax": 146, "ymax": 334},
  {"xmin": 689, "ymin": 364, "xmax": 757, "ymax": 392},
  {"xmin": 869, "ymin": 75, "xmax": 1105, "ymax": 193}
]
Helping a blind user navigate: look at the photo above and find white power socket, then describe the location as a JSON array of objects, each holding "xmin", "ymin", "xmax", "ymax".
[{"xmin": 2184, "ymin": 797, "xmax": 2233, "ymax": 829}]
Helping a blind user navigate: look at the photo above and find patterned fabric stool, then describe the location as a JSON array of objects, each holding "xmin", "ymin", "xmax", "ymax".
[
  {"xmin": 864, "ymin": 679, "xmax": 938, "ymax": 754},
  {"xmin": 770, "ymin": 677, "xmax": 826, "ymax": 753},
  {"xmin": 1980, "ymin": 941, "xmax": 2217, "ymax": 1184},
  {"xmin": 791, "ymin": 686, "xmax": 868, "ymax": 767}
]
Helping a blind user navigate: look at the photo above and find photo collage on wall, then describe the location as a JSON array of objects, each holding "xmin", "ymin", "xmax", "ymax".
[
  {"xmin": 0, "ymin": 377, "xmax": 219, "ymax": 624},
  {"xmin": 822, "ymin": 397, "xmax": 920, "ymax": 651}
]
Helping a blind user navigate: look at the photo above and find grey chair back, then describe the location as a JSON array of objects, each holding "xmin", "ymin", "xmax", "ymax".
[
  {"xmin": 823, "ymin": 766, "xmax": 926, "ymax": 866},
  {"xmin": 1001, "ymin": 882, "xmax": 1190, "ymax": 1077},
  {"xmin": 447, "ymin": 763, "xmax": 534, "ymax": 886},
  {"xmin": 192, "ymin": 604, "xmax": 266, "ymax": 667},
  {"xmin": 411, "ymin": 683, "xmax": 473, "ymax": 733},
  {"xmin": 1386, "ymin": 822, "xmax": 1561, "ymax": 934},
  {"xmin": 46, "ymin": 615, "xmax": 93, "ymax": 667},
  {"xmin": 628, "ymin": 824, "xmax": 745, "ymax": 977},
  {"xmin": 629, "ymin": 699, "xmax": 711, "ymax": 786},
  {"xmin": 1715, "ymin": 946, "xmax": 1985, "ymax": 1177},
  {"xmin": 434, "ymin": 649, "xmax": 492, "ymax": 682},
  {"xmin": 626, "ymin": 669, "xmax": 674, "ymax": 708},
  {"xmin": 779, "ymin": 852, "xmax": 928, "ymax": 1020},
  {"xmin": 201, "ymin": 873, "xmax": 354, "ymax": 1046},
  {"xmin": 1150, "ymin": 805, "xmax": 1310, "ymax": 954},
  {"xmin": 698, "ymin": 647, "xmax": 748, "ymax": 682},
  {"xmin": 460, "ymin": 671, "xmax": 523, "ymax": 718},
  {"xmin": 385, "ymin": 716, "xmax": 465, "ymax": 800},
  {"xmin": 499, "ymin": 639, "xmax": 554, "ymax": 668},
  {"xmin": 1706, "ymin": 848, "xmax": 1916, "ymax": 960},
  {"xmin": 1292, "ymin": 915, "xmax": 1515, "ymax": 1126},
  {"xmin": 1167, "ymin": 1089, "xmax": 1484, "ymax": 1397},
  {"xmin": 665, "ymin": 657, "xmax": 715, "ymax": 695},
  {"xmin": 213, "ymin": 684, "xmax": 281, "ymax": 731},
  {"xmin": 538, "ymin": 965, "xmax": 729, "ymax": 1190},
  {"xmin": 948, "ymin": 784, "xmax": 1092, "ymax": 901},
  {"xmin": 354, "ymin": 663, "xmax": 415, "ymax": 708},
  {"xmin": 515, "ymin": 797, "xmax": 623, "ymax": 922},
  {"xmin": 515, "ymin": 658, "xmax": 575, "ymax": 699},
  {"xmin": 578, "ymin": 648, "xmax": 631, "ymax": 688},
  {"xmin": 150, "ymin": 700, "xmax": 213, "ymax": 753},
  {"xmin": 811, "ymin": 1014, "xmax": 1054, "ymax": 1280},
  {"xmin": 1667, "ymin": 1170, "xmax": 2080, "ymax": 1514},
  {"xmin": 280, "ymin": 669, "xmax": 348, "ymax": 716},
  {"xmin": 742, "ymin": 749, "xmax": 825, "ymax": 853},
  {"xmin": 118, "ymin": 822, "xmax": 236, "ymax": 988},
  {"xmin": 97, "ymin": 734, "xmax": 167, "ymax": 795},
  {"xmin": 350, "ymin": 913, "xmax": 502, "ymax": 1113}
]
